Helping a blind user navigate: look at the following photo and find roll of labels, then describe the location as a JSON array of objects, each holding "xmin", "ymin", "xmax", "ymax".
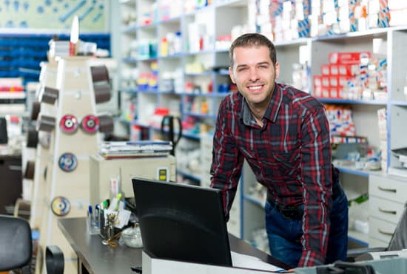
[
  {"xmin": 58, "ymin": 152, "xmax": 78, "ymax": 172},
  {"xmin": 59, "ymin": 114, "xmax": 100, "ymax": 134},
  {"xmin": 50, "ymin": 196, "xmax": 71, "ymax": 217}
]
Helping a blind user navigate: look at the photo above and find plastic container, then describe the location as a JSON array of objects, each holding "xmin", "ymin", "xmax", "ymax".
[{"xmin": 121, "ymin": 224, "xmax": 143, "ymax": 248}]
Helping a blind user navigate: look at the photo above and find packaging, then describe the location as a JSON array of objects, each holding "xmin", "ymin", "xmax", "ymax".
[{"xmin": 329, "ymin": 51, "xmax": 371, "ymax": 65}]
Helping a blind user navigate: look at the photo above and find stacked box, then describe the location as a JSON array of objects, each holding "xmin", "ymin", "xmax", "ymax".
[
  {"xmin": 377, "ymin": 107, "xmax": 387, "ymax": 171},
  {"xmin": 313, "ymin": 50, "xmax": 387, "ymax": 100},
  {"xmin": 257, "ymin": 0, "xmax": 391, "ymax": 41},
  {"xmin": 388, "ymin": 0, "xmax": 407, "ymax": 26},
  {"xmin": 325, "ymin": 104, "xmax": 356, "ymax": 138}
]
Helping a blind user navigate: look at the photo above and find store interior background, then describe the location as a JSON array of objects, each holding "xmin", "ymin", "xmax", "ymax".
[{"xmin": 1, "ymin": 0, "xmax": 407, "ymax": 269}]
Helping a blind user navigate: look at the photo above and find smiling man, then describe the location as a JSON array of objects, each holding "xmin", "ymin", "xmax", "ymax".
[{"xmin": 210, "ymin": 33, "xmax": 349, "ymax": 269}]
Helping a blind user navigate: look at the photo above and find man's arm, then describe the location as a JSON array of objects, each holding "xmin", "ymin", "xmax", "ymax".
[
  {"xmin": 298, "ymin": 106, "xmax": 333, "ymax": 267},
  {"xmin": 210, "ymin": 98, "xmax": 244, "ymax": 221}
]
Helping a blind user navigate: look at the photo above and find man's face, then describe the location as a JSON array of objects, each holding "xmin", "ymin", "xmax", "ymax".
[{"xmin": 229, "ymin": 45, "xmax": 279, "ymax": 108}]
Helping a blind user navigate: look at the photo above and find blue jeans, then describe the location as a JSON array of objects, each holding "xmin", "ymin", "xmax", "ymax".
[{"xmin": 265, "ymin": 191, "xmax": 348, "ymax": 268}]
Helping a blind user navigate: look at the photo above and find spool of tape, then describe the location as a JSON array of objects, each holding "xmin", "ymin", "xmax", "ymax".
[
  {"xmin": 26, "ymin": 129, "xmax": 38, "ymax": 148},
  {"xmin": 38, "ymin": 131, "xmax": 51, "ymax": 149},
  {"xmin": 90, "ymin": 65, "xmax": 109, "ymax": 82},
  {"xmin": 59, "ymin": 114, "xmax": 79, "ymax": 134},
  {"xmin": 81, "ymin": 114, "xmax": 99, "ymax": 134},
  {"xmin": 24, "ymin": 161, "xmax": 35, "ymax": 180},
  {"xmin": 98, "ymin": 114, "xmax": 114, "ymax": 133},
  {"xmin": 30, "ymin": 101, "xmax": 41, "ymax": 121},
  {"xmin": 41, "ymin": 86, "xmax": 59, "ymax": 104},
  {"xmin": 58, "ymin": 152, "xmax": 78, "ymax": 172},
  {"xmin": 50, "ymin": 196, "xmax": 71, "ymax": 217},
  {"xmin": 37, "ymin": 115, "xmax": 56, "ymax": 132},
  {"xmin": 94, "ymin": 82, "xmax": 111, "ymax": 104}
]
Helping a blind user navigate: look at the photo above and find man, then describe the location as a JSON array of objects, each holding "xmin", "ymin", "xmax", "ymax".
[{"xmin": 210, "ymin": 33, "xmax": 348, "ymax": 268}]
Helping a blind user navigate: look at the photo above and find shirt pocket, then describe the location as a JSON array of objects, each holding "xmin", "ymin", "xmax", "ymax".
[
  {"xmin": 259, "ymin": 149, "xmax": 300, "ymax": 180},
  {"xmin": 239, "ymin": 147, "xmax": 262, "ymax": 176}
]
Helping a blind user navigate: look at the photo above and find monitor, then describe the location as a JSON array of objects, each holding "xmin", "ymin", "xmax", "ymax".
[
  {"xmin": 0, "ymin": 117, "xmax": 8, "ymax": 144},
  {"xmin": 132, "ymin": 177, "xmax": 232, "ymax": 267}
]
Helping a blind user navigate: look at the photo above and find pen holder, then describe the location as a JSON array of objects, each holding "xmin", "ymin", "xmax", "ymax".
[{"xmin": 100, "ymin": 211, "xmax": 121, "ymax": 247}]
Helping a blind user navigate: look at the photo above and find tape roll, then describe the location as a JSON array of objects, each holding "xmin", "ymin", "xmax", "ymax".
[
  {"xmin": 59, "ymin": 114, "xmax": 79, "ymax": 134},
  {"xmin": 50, "ymin": 196, "xmax": 71, "ymax": 216},
  {"xmin": 46, "ymin": 245, "xmax": 64, "ymax": 274},
  {"xmin": 58, "ymin": 152, "xmax": 78, "ymax": 172},
  {"xmin": 94, "ymin": 82, "xmax": 111, "ymax": 104},
  {"xmin": 38, "ymin": 131, "xmax": 51, "ymax": 149},
  {"xmin": 37, "ymin": 115, "xmax": 56, "ymax": 132},
  {"xmin": 90, "ymin": 65, "xmax": 109, "ymax": 82},
  {"xmin": 30, "ymin": 101, "xmax": 41, "ymax": 121},
  {"xmin": 26, "ymin": 129, "xmax": 38, "ymax": 148},
  {"xmin": 98, "ymin": 114, "xmax": 114, "ymax": 133},
  {"xmin": 81, "ymin": 114, "xmax": 99, "ymax": 134},
  {"xmin": 24, "ymin": 161, "xmax": 35, "ymax": 180},
  {"xmin": 41, "ymin": 86, "xmax": 59, "ymax": 104}
]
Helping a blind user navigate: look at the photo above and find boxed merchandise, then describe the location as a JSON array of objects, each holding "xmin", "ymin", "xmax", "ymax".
[{"xmin": 329, "ymin": 51, "xmax": 371, "ymax": 64}]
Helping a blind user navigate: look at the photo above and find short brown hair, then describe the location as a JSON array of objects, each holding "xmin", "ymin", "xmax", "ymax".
[{"xmin": 229, "ymin": 33, "xmax": 277, "ymax": 66}]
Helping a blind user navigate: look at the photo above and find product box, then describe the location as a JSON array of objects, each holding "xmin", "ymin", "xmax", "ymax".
[
  {"xmin": 329, "ymin": 51, "xmax": 371, "ymax": 65},
  {"xmin": 338, "ymin": 64, "xmax": 358, "ymax": 76},
  {"xmin": 321, "ymin": 64, "xmax": 330, "ymax": 75},
  {"xmin": 329, "ymin": 64, "xmax": 339, "ymax": 75},
  {"xmin": 313, "ymin": 75, "xmax": 322, "ymax": 87}
]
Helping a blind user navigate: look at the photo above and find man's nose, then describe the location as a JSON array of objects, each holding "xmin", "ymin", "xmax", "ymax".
[{"xmin": 248, "ymin": 68, "xmax": 259, "ymax": 81}]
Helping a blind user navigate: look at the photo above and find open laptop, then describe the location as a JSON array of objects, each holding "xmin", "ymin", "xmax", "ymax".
[{"xmin": 132, "ymin": 177, "xmax": 232, "ymax": 267}]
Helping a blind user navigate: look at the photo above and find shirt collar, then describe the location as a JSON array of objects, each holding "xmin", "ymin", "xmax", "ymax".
[{"xmin": 240, "ymin": 83, "xmax": 283, "ymax": 126}]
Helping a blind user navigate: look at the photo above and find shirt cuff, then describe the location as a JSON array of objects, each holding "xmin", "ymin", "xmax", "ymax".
[{"xmin": 298, "ymin": 250, "xmax": 325, "ymax": 267}]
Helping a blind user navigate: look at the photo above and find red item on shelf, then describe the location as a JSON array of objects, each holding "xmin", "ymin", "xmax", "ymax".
[{"xmin": 328, "ymin": 51, "xmax": 371, "ymax": 65}]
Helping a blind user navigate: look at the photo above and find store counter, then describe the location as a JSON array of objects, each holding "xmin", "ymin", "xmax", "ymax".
[{"xmin": 58, "ymin": 217, "xmax": 290, "ymax": 274}]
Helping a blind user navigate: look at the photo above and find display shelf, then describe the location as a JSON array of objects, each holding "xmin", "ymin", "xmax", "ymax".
[
  {"xmin": 0, "ymin": 32, "xmax": 110, "ymax": 84},
  {"xmin": 318, "ymin": 98, "xmax": 387, "ymax": 106},
  {"xmin": 112, "ymin": 1, "xmax": 407, "ymax": 250},
  {"xmin": 348, "ymin": 231, "xmax": 369, "ymax": 248},
  {"xmin": 335, "ymin": 166, "xmax": 371, "ymax": 178},
  {"xmin": 244, "ymin": 195, "xmax": 265, "ymax": 209},
  {"xmin": 176, "ymin": 168, "xmax": 201, "ymax": 182}
]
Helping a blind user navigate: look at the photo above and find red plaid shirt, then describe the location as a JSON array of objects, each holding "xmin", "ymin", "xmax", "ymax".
[{"xmin": 210, "ymin": 82, "xmax": 334, "ymax": 267}]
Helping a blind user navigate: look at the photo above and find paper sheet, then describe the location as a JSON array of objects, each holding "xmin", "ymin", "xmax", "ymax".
[{"xmin": 231, "ymin": 251, "xmax": 286, "ymax": 272}]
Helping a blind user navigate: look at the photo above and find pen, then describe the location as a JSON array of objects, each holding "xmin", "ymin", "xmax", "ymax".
[
  {"xmin": 115, "ymin": 193, "xmax": 122, "ymax": 211},
  {"xmin": 95, "ymin": 204, "xmax": 100, "ymax": 228},
  {"xmin": 87, "ymin": 205, "xmax": 93, "ymax": 231}
]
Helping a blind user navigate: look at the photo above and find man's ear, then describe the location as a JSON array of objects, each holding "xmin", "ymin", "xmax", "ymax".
[
  {"xmin": 275, "ymin": 62, "xmax": 280, "ymax": 79},
  {"xmin": 229, "ymin": 67, "xmax": 236, "ymax": 83}
]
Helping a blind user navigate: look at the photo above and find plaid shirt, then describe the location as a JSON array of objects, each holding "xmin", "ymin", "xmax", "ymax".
[{"xmin": 210, "ymin": 82, "xmax": 334, "ymax": 267}]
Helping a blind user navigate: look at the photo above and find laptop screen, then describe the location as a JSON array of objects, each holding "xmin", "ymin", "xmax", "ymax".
[{"xmin": 132, "ymin": 177, "xmax": 232, "ymax": 267}]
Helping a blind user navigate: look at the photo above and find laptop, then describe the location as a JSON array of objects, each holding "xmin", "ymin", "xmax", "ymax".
[{"xmin": 132, "ymin": 177, "xmax": 232, "ymax": 267}]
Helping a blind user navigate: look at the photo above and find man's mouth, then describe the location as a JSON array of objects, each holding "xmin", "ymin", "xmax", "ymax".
[{"xmin": 248, "ymin": 85, "xmax": 263, "ymax": 91}]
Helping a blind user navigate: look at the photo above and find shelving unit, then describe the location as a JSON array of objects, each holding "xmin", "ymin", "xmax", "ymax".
[
  {"xmin": 113, "ymin": 0, "xmax": 407, "ymax": 249},
  {"xmin": 115, "ymin": 0, "xmax": 255, "ymax": 184}
]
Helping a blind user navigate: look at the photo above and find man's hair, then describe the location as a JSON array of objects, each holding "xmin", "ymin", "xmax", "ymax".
[{"xmin": 229, "ymin": 33, "xmax": 277, "ymax": 66}]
